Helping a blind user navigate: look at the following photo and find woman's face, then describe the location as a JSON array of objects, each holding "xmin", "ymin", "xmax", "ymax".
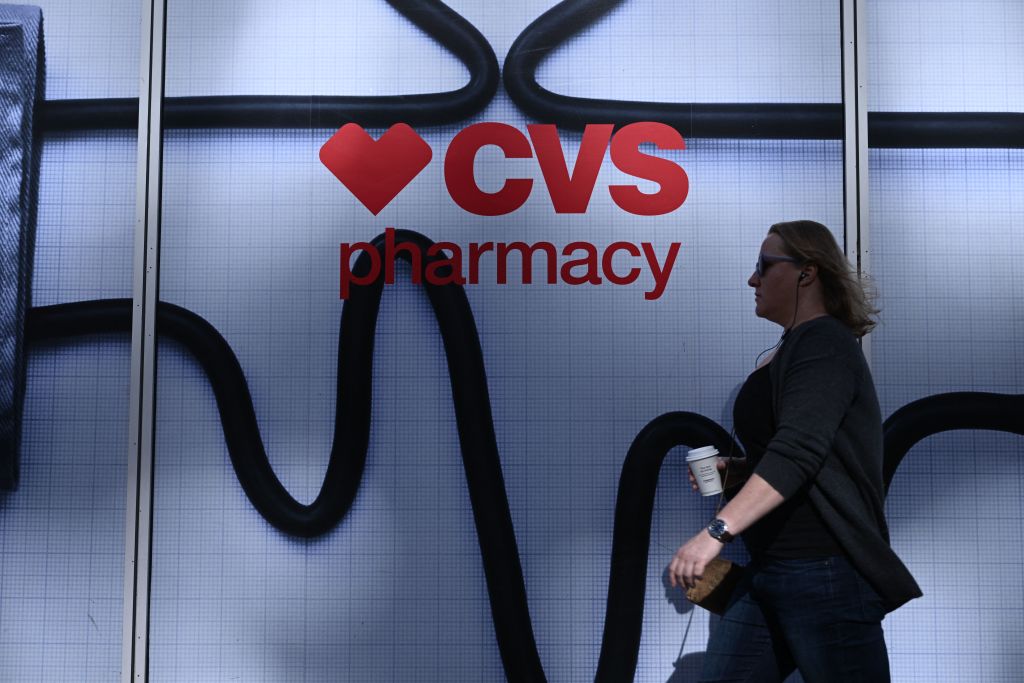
[{"xmin": 748, "ymin": 233, "xmax": 802, "ymax": 326}]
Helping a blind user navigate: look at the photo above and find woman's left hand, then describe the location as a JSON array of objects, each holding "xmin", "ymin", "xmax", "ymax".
[{"xmin": 668, "ymin": 529, "xmax": 725, "ymax": 590}]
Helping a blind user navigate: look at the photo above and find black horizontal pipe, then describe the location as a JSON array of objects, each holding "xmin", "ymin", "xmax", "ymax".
[
  {"xmin": 40, "ymin": 97, "xmax": 1024, "ymax": 149},
  {"xmin": 868, "ymin": 112, "xmax": 1024, "ymax": 148},
  {"xmin": 34, "ymin": 0, "xmax": 1024, "ymax": 147}
]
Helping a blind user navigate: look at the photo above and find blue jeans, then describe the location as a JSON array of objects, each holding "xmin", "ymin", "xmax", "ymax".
[{"xmin": 699, "ymin": 555, "xmax": 890, "ymax": 683}]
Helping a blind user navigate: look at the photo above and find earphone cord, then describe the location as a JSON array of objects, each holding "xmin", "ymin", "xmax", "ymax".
[
  {"xmin": 714, "ymin": 309, "xmax": 787, "ymax": 510},
  {"xmin": 753, "ymin": 269, "xmax": 802, "ymax": 368},
  {"xmin": 675, "ymin": 424, "xmax": 737, "ymax": 667}
]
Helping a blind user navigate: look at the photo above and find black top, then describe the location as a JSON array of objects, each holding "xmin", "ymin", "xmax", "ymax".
[{"xmin": 733, "ymin": 363, "xmax": 841, "ymax": 558}]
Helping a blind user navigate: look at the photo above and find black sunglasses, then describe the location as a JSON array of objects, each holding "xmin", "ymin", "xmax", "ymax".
[{"xmin": 755, "ymin": 253, "xmax": 800, "ymax": 277}]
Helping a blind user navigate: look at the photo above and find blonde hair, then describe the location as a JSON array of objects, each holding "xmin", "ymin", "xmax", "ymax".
[{"xmin": 768, "ymin": 220, "xmax": 879, "ymax": 337}]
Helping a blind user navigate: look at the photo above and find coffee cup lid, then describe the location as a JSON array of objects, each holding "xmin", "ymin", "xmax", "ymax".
[{"xmin": 686, "ymin": 445, "xmax": 719, "ymax": 461}]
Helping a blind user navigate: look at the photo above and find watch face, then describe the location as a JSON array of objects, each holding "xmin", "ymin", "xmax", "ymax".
[{"xmin": 708, "ymin": 519, "xmax": 727, "ymax": 538}]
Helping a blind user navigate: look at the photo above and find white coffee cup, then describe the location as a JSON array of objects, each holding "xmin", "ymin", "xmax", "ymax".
[{"xmin": 686, "ymin": 445, "xmax": 723, "ymax": 496}]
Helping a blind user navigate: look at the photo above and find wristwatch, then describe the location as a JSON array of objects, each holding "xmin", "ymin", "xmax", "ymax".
[{"xmin": 706, "ymin": 518, "xmax": 734, "ymax": 544}]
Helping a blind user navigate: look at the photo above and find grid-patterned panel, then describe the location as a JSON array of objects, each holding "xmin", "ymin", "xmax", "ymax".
[
  {"xmin": 0, "ymin": 1, "xmax": 137, "ymax": 680},
  {"xmin": 151, "ymin": 2, "xmax": 844, "ymax": 681},
  {"xmin": 869, "ymin": 0, "xmax": 1024, "ymax": 112},
  {"xmin": 538, "ymin": 0, "xmax": 841, "ymax": 104},
  {"xmin": 3, "ymin": 0, "xmax": 140, "ymax": 99},
  {"xmin": 870, "ymin": 147, "xmax": 1024, "ymax": 682},
  {"xmin": 0, "ymin": 343, "xmax": 129, "ymax": 682}
]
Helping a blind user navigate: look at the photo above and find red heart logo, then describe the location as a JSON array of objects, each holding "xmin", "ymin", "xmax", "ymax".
[{"xmin": 319, "ymin": 123, "xmax": 432, "ymax": 215}]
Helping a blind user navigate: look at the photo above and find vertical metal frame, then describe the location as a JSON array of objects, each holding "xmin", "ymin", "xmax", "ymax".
[
  {"xmin": 124, "ymin": 0, "xmax": 166, "ymax": 680},
  {"xmin": 842, "ymin": 0, "xmax": 871, "ymax": 362}
]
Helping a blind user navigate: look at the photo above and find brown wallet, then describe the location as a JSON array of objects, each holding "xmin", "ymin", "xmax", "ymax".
[{"xmin": 685, "ymin": 557, "xmax": 746, "ymax": 615}]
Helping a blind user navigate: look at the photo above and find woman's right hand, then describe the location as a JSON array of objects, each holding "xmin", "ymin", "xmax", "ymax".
[{"xmin": 688, "ymin": 457, "xmax": 749, "ymax": 492}]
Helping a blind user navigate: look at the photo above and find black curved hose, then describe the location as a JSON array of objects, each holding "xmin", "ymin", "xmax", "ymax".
[
  {"xmin": 596, "ymin": 411, "xmax": 740, "ymax": 682},
  {"xmin": 21, "ymin": 232, "xmax": 742, "ymax": 683},
  {"xmin": 503, "ymin": 0, "xmax": 841, "ymax": 139},
  {"xmin": 38, "ymin": 0, "xmax": 499, "ymax": 131},
  {"xmin": 882, "ymin": 391, "xmax": 1024, "ymax": 492},
  {"xmin": 26, "ymin": 231, "xmax": 545, "ymax": 682},
  {"xmin": 503, "ymin": 0, "xmax": 1024, "ymax": 147}
]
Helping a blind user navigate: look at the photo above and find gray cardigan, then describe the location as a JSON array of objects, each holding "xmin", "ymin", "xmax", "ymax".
[{"xmin": 756, "ymin": 315, "xmax": 922, "ymax": 612}]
